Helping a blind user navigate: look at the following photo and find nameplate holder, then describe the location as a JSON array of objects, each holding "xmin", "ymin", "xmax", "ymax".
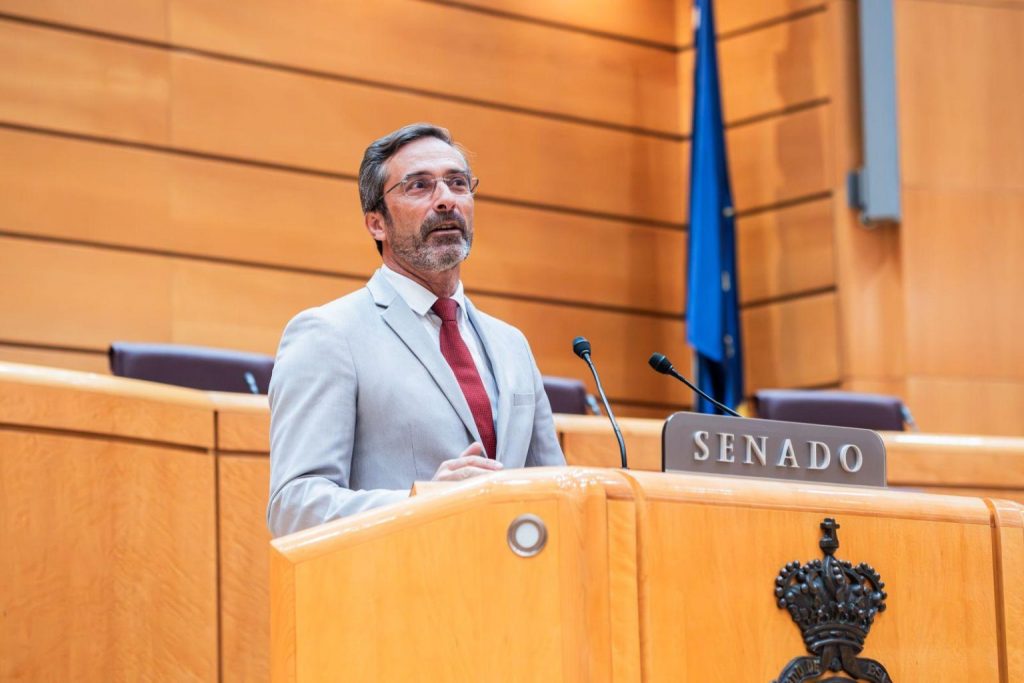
[{"xmin": 662, "ymin": 412, "xmax": 886, "ymax": 487}]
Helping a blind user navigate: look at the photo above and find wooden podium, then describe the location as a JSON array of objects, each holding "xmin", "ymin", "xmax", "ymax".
[{"xmin": 270, "ymin": 468, "xmax": 1023, "ymax": 681}]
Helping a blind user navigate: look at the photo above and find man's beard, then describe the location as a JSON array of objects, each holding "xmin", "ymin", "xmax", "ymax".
[{"xmin": 385, "ymin": 211, "xmax": 472, "ymax": 272}]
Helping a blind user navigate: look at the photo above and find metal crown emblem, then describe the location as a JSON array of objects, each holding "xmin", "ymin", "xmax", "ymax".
[{"xmin": 772, "ymin": 518, "xmax": 892, "ymax": 683}]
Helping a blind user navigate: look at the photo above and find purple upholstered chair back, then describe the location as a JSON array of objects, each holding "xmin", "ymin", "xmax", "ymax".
[
  {"xmin": 754, "ymin": 389, "xmax": 906, "ymax": 431},
  {"xmin": 109, "ymin": 342, "xmax": 275, "ymax": 394},
  {"xmin": 542, "ymin": 376, "xmax": 592, "ymax": 415}
]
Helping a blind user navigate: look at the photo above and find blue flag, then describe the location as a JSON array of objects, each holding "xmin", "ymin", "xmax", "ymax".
[{"xmin": 686, "ymin": 0, "xmax": 744, "ymax": 414}]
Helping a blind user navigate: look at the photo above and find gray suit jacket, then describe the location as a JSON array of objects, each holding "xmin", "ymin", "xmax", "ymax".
[{"xmin": 267, "ymin": 270, "xmax": 565, "ymax": 537}]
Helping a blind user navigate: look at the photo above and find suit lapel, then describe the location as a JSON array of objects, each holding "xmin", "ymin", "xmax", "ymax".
[
  {"xmin": 465, "ymin": 298, "xmax": 512, "ymax": 463},
  {"xmin": 367, "ymin": 271, "xmax": 481, "ymax": 444}
]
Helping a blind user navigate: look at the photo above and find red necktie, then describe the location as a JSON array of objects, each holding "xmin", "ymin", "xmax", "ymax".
[{"xmin": 431, "ymin": 297, "xmax": 497, "ymax": 460}]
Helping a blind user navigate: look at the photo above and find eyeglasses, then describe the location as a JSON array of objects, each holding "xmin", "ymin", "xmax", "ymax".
[{"xmin": 382, "ymin": 172, "xmax": 480, "ymax": 203}]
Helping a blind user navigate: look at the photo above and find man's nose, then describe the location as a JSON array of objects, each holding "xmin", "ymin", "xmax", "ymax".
[{"xmin": 432, "ymin": 180, "xmax": 461, "ymax": 211}]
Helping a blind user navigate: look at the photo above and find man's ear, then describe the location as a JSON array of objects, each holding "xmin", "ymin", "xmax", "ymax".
[{"xmin": 364, "ymin": 211, "xmax": 387, "ymax": 243}]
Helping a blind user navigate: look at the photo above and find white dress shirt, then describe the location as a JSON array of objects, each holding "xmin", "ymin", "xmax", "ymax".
[{"xmin": 379, "ymin": 265, "xmax": 498, "ymax": 421}]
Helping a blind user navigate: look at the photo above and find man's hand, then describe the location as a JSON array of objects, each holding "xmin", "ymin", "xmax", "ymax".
[{"xmin": 431, "ymin": 442, "xmax": 504, "ymax": 481}]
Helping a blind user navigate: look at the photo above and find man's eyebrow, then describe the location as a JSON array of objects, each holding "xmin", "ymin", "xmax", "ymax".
[{"xmin": 403, "ymin": 167, "xmax": 469, "ymax": 178}]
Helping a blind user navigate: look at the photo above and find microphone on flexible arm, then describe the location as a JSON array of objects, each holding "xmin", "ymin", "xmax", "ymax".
[
  {"xmin": 572, "ymin": 336, "xmax": 628, "ymax": 469},
  {"xmin": 648, "ymin": 352, "xmax": 741, "ymax": 418}
]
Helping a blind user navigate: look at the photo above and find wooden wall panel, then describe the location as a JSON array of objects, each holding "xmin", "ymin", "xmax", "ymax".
[
  {"xmin": 894, "ymin": 0, "xmax": 1024, "ymax": 388},
  {"xmin": 485, "ymin": 291, "xmax": 840, "ymax": 403},
  {"xmin": 831, "ymin": 213, "xmax": 906, "ymax": 382},
  {"xmin": 0, "ymin": 127, "xmax": 682, "ymax": 314},
  {"xmin": 476, "ymin": 294, "xmax": 689, "ymax": 405},
  {"xmin": 172, "ymin": 56, "xmax": 831, "ymax": 223},
  {"xmin": 0, "ymin": 20, "xmax": 169, "ymax": 142},
  {"xmin": 845, "ymin": 375, "xmax": 1024, "ymax": 438},
  {"xmin": 0, "ymin": 235, "xmax": 838, "ymax": 407},
  {"xmin": 825, "ymin": 0, "xmax": 907, "ymax": 385},
  {"xmin": 0, "ymin": 126, "xmax": 378, "ymax": 271},
  {"xmin": 0, "ymin": 19, "xmax": 832, "ymax": 226},
  {"xmin": 882, "ymin": 0, "xmax": 1024, "ymax": 436},
  {"xmin": 0, "ymin": 344, "xmax": 108, "ymax": 373},
  {"xmin": 0, "ymin": 3, "xmax": 679, "ymax": 132},
  {"xmin": 168, "ymin": 52, "xmax": 684, "ymax": 224},
  {"xmin": 1, "ymin": 128, "xmax": 836, "ymax": 318},
  {"xmin": 0, "ymin": 20, "xmax": 681, "ymax": 224},
  {"xmin": 149, "ymin": 264, "xmax": 815, "ymax": 385},
  {"xmin": 0, "ymin": 0, "xmax": 831, "ymax": 77},
  {"xmin": 736, "ymin": 198, "xmax": 833, "ymax": 303},
  {"xmin": 727, "ymin": 104, "xmax": 829, "ymax": 210},
  {"xmin": 219, "ymin": 455, "xmax": 272, "ymax": 683},
  {"xmin": 718, "ymin": 9, "xmax": 827, "ymax": 120},
  {"xmin": 169, "ymin": 258, "xmax": 351, "ymax": 354},
  {"xmin": 903, "ymin": 377, "xmax": 1024, "ymax": 439},
  {"xmin": 0, "ymin": 5, "xmax": 827, "ymax": 158},
  {"xmin": 464, "ymin": 207, "xmax": 685, "ymax": 313},
  {"xmin": 896, "ymin": 0, "xmax": 1024, "ymax": 190},
  {"xmin": 1, "ymin": 237, "xmax": 175, "ymax": 349},
  {"xmin": 447, "ymin": 0, "xmax": 676, "ymax": 44},
  {"xmin": 0, "ymin": 0, "xmax": 168, "ymax": 40},
  {"xmin": 170, "ymin": 51, "xmax": 824, "ymax": 221},
  {"xmin": 677, "ymin": 9, "xmax": 828, "ymax": 131},
  {"xmin": 0, "ymin": 430, "xmax": 218, "ymax": 681},
  {"xmin": 711, "ymin": 0, "xmax": 823, "ymax": 35},
  {"xmin": 168, "ymin": 0, "xmax": 680, "ymax": 133},
  {"xmin": 0, "ymin": 128, "xmax": 176, "ymax": 251},
  {"xmin": 901, "ymin": 190, "xmax": 1024, "ymax": 381},
  {"xmin": 0, "ymin": 235, "xmax": 344, "ymax": 355},
  {"xmin": 742, "ymin": 291, "xmax": 839, "ymax": 391}
]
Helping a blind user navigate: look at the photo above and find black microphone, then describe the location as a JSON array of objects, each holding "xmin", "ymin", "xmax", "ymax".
[
  {"xmin": 648, "ymin": 352, "xmax": 741, "ymax": 418},
  {"xmin": 573, "ymin": 336, "xmax": 628, "ymax": 469}
]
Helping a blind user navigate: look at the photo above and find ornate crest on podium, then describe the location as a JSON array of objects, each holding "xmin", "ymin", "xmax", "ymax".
[{"xmin": 772, "ymin": 518, "xmax": 892, "ymax": 683}]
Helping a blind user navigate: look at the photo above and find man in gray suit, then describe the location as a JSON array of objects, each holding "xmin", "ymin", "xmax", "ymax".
[{"xmin": 267, "ymin": 123, "xmax": 565, "ymax": 537}]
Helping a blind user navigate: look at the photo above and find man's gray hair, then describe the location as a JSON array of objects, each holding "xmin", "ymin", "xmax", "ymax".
[{"xmin": 358, "ymin": 123, "xmax": 470, "ymax": 254}]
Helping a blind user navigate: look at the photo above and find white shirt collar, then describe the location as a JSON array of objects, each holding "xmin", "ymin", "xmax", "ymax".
[{"xmin": 379, "ymin": 264, "xmax": 467, "ymax": 318}]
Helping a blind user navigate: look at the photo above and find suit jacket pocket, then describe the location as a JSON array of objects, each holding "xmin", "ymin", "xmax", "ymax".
[{"xmin": 512, "ymin": 392, "xmax": 534, "ymax": 407}]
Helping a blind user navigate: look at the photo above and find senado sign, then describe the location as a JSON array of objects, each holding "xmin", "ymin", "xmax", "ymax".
[{"xmin": 662, "ymin": 412, "xmax": 887, "ymax": 487}]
